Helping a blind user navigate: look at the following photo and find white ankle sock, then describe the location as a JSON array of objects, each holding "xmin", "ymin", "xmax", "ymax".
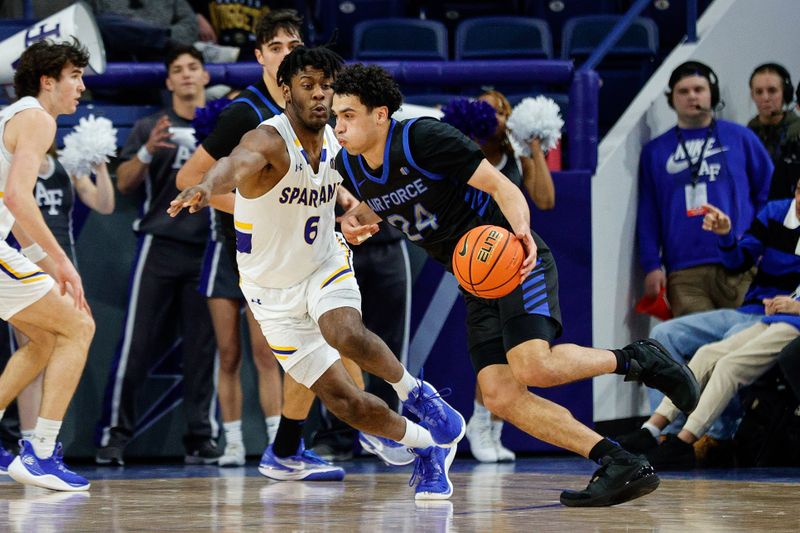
[
  {"xmin": 224, "ymin": 420, "xmax": 243, "ymax": 446},
  {"xmin": 397, "ymin": 419, "xmax": 435, "ymax": 449},
  {"xmin": 32, "ymin": 417, "xmax": 61, "ymax": 458},
  {"xmin": 0, "ymin": 409, "xmax": 4, "ymax": 422},
  {"xmin": 265, "ymin": 416, "xmax": 280, "ymax": 445},
  {"xmin": 389, "ymin": 369, "xmax": 419, "ymax": 401},
  {"xmin": 21, "ymin": 429, "xmax": 35, "ymax": 441},
  {"xmin": 472, "ymin": 400, "xmax": 491, "ymax": 421},
  {"xmin": 642, "ymin": 422, "xmax": 661, "ymax": 439}
]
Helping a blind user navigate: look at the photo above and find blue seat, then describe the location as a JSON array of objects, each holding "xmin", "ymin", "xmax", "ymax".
[
  {"xmin": 560, "ymin": 15, "xmax": 659, "ymax": 60},
  {"xmin": 312, "ymin": 0, "xmax": 404, "ymax": 58},
  {"xmin": 353, "ymin": 18, "xmax": 448, "ymax": 61},
  {"xmin": 455, "ymin": 17, "xmax": 552, "ymax": 60},
  {"xmin": 523, "ymin": 0, "xmax": 617, "ymax": 51}
]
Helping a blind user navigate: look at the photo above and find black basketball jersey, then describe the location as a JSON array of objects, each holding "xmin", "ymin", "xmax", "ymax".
[
  {"xmin": 202, "ymin": 79, "xmax": 282, "ymax": 261},
  {"xmin": 36, "ymin": 155, "xmax": 74, "ymax": 254},
  {"xmin": 337, "ymin": 118, "xmax": 516, "ymax": 268},
  {"xmin": 120, "ymin": 109, "xmax": 209, "ymax": 244}
]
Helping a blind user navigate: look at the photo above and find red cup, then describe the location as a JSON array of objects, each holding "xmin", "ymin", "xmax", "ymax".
[{"xmin": 635, "ymin": 286, "xmax": 673, "ymax": 321}]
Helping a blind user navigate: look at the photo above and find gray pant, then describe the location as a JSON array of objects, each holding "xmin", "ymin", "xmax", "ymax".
[{"xmin": 656, "ymin": 321, "xmax": 799, "ymax": 438}]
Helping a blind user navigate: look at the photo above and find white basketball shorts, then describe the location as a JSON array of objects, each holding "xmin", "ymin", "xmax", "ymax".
[
  {"xmin": 241, "ymin": 246, "xmax": 362, "ymax": 388},
  {"xmin": 0, "ymin": 239, "xmax": 54, "ymax": 321}
]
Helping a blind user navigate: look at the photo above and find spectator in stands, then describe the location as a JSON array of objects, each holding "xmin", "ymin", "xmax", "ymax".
[
  {"xmin": 90, "ymin": 0, "xmax": 199, "ymax": 61},
  {"xmin": 95, "ymin": 45, "xmax": 220, "ymax": 466},
  {"xmin": 637, "ymin": 61, "xmax": 773, "ymax": 318},
  {"xmin": 746, "ymin": 63, "xmax": 800, "ymax": 200},
  {"xmin": 188, "ymin": 0, "xmax": 271, "ymax": 61},
  {"xmin": 619, "ymin": 180, "xmax": 800, "ymax": 467}
]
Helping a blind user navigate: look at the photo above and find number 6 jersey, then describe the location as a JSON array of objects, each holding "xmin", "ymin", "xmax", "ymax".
[{"xmin": 235, "ymin": 113, "xmax": 343, "ymax": 289}]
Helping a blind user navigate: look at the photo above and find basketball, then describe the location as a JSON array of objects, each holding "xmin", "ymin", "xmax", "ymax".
[{"xmin": 451, "ymin": 225, "xmax": 524, "ymax": 298}]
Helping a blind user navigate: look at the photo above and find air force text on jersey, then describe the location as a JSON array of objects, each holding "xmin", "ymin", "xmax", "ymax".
[{"xmin": 362, "ymin": 178, "xmax": 428, "ymax": 213}]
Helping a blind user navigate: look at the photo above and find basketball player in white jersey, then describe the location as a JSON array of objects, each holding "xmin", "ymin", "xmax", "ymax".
[
  {"xmin": 169, "ymin": 46, "xmax": 465, "ymax": 499},
  {"xmin": 0, "ymin": 39, "xmax": 94, "ymax": 491}
]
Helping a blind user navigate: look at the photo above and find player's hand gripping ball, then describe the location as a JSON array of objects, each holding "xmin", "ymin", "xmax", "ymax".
[{"xmin": 452, "ymin": 225, "xmax": 523, "ymax": 298}]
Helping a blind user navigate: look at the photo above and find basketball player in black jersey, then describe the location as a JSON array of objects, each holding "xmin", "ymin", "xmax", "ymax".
[{"xmin": 332, "ymin": 64, "xmax": 702, "ymax": 507}]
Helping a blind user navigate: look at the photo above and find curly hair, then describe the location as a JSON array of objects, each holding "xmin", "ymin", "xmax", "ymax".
[
  {"xmin": 332, "ymin": 64, "xmax": 403, "ymax": 116},
  {"xmin": 255, "ymin": 9, "xmax": 303, "ymax": 46},
  {"xmin": 13, "ymin": 38, "xmax": 89, "ymax": 99},
  {"xmin": 276, "ymin": 46, "xmax": 343, "ymax": 87}
]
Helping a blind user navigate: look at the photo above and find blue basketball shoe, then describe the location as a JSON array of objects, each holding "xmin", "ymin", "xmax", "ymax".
[
  {"xmin": 8, "ymin": 440, "xmax": 90, "ymax": 491},
  {"xmin": 358, "ymin": 432, "xmax": 415, "ymax": 466},
  {"xmin": 409, "ymin": 445, "xmax": 457, "ymax": 500},
  {"xmin": 0, "ymin": 442, "xmax": 14, "ymax": 474},
  {"xmin": 403, "ymin": 381, "xmax": 465, "ymax": 448},
  {"xmin": 258, "ymin": 440, "xmax": 345, "ymax": 481}
]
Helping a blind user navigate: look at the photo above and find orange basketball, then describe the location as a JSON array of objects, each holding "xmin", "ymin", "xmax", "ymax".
[{"xmin": 452, "ymin": 225, "xmax": 524, "ymax": 298}]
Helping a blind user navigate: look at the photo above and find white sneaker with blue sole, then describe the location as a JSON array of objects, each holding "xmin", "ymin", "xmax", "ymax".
[
  {"xmin": 359, "ymin": 432, "xmax": 415, "ymax": 466},
  {"xmin": 8, "ymin": 440, "xmax": 90, "ymax": 492},
  {"xmin": 258, "ymin": 439, "xmax": 345, "ymax": 481}
]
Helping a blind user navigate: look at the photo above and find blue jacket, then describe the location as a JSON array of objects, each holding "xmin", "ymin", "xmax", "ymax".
[
  {"xmin": 637, "ymin": 119, "xmax": 773, "ymax": 274},
  {"xmin": 718, "ymin": 199, "xmax": 800, "ymax": 324}
]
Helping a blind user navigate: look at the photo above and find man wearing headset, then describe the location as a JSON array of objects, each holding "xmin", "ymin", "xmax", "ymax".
[
  {"xmin": 624, "ymin": 62, "xmax": 774, "ymax": 465},
  {"xmin": 637, "ymin": 61, "xmax": 773, "ymax": 318},
  {"xmin": 746, "ymin": 63, "xmax": 800, "ymax": 201}
]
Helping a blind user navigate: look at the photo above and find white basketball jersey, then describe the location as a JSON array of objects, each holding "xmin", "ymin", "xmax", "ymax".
[
  {"xmin": 235, "ymin": 113, "xmax": 343, "ymax": 289},
  {"xmin": 0, "ymin": 97, "xmax": 45, "ymax": 240}
]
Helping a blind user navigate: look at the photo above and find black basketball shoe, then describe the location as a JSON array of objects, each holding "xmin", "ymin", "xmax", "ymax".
[
  {"xmin": 645, "ymin": 434, "xmax": 696, "ymax": 470},
  {"xmin": 560, "ymin": 454, "xmax": 660, "ymax": 507},
  {"xmin": 622, "ymin": 339, "xmax": 700, "ymax": 414},
  {"xmin": 614, "ymin": 428, "xmax": 659, "ymax": 454}
]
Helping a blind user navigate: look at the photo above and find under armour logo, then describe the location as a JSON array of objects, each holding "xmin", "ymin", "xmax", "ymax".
[
  {"xmin": 295, "ymin": 163, "xmax": 304, "ymax": 172},
  {"xmin": 250, "ymin": 298, "xmax": 262, "ymax": 305},
  {"xmin": 23, "ymin": 455, "xmax": 35, "ymax": 465}
]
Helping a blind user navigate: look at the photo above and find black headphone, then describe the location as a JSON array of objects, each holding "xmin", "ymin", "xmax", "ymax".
[
  {"xmin": 796, "ymin": 80, "xmax": 800, "ymax": 107},
  {"xmin": 749, "ymin": 62, "xmax": 794, "ymax": 106},
  {"xmin": 666, "ymin": 61, "xmax": 720, "ymax": 109}
]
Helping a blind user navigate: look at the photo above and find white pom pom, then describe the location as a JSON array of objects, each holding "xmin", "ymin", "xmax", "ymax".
[
  {"xmin": 57, "ymin": 114, "xmax": 117, "ymax": 177},
  {"xmin": 507, "ymin": 96, "xmax": 564, "ymax": 156}
]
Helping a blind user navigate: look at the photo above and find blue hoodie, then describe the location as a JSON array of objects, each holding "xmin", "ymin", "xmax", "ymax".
[
  {"xmin": 637, "ymin": 119, "xmax": 773, "ymax": 274},
  {"xmin": 718, "ymin": 199, "xmax": 800, "ymax": 323}
]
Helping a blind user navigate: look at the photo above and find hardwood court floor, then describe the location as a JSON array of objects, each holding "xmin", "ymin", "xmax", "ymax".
[{"xmin": 1, "ymin": 457, "xmax": 799, "ymax": 532}]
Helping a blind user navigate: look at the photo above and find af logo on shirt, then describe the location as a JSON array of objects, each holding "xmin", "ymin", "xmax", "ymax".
[
  {"xmin": 34, "ymin": 181, "xmax": 63, "ymax": 215},
  {"xmin": 170, "ymin": 127, "xmax": 198, "ymax": 170},
  {"xmin": 666, "ymin": 137, "xmax": 727, "ymax": 180}
]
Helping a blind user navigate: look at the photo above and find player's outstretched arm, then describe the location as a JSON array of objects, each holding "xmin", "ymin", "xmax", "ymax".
[
  {"xmin": 467, "ymin": 159, "xmax": 537, "ymax": 277},
  {"xmin": 176, "ymin": 144, "xmax": 235, "ymax": 214},
  {"xmin": 168, "ymin": 127, "xmax": 273, "ymax": 217}
]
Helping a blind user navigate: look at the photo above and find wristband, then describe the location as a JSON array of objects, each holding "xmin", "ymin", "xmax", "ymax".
[
  {"xmin": 137, "ymin": 145, "xmax": 153, "ymax": 164},
  {"xmin": 21, "ymin": 243, "xmax": 47, "ymax": 263}
]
